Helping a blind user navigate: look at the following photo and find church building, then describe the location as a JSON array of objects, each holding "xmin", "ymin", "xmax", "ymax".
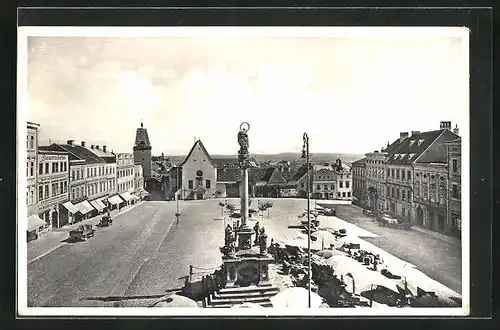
[{"xmin": 178, "ymin": 139, "xmax": 218, "ymax": 200}]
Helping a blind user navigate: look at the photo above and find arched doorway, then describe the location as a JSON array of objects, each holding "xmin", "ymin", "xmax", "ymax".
[{"xmin": 416, "ymin": 207, "xmax": 424, "ymax": 226}]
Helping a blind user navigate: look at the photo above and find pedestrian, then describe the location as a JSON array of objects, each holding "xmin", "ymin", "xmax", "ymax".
[{"xmin": 253, "ymin": 221, "xmax": 260, "ymax": 246}]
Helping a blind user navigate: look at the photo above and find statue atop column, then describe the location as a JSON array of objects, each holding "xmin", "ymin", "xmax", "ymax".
[{"xmin": 238, "ymin": 122, "xmax": 250, "ymax": 169}]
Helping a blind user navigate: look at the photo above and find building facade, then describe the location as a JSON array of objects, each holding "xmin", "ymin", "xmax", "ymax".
[
  {"xmin": 312, "ymin": 166, "xmax": 338, "ymax": 200},
  {"xmin": 413, "ymin": 163, "xmax": 448, "ymax": 232},
  {"xmin": 47, "ymin": 140, "xmax": 116, "ymax": 220},
  {"xmin": 117, "ymin": 153, "xmax": 135, "ymax": 193},
  {"xmin": 179, "ymin": 140, "xmax": 217, "ymax": 200},
  {"xmin": 446, "ymin": 137, "xmax": 461, "ymax": 238},
  {"xmin": 134, "ymin": 164, "xmax": 145, "ymax": 194},
  {"xmin": 351, "ymin": 158, "xmax": 367, "ymax": 208},
  {"xmin": 37, "ymin": 150, "xmax": 70, "ymax": 229},
  {"xmin": 26, "ymin": 122, "xmax": 40, "ymax": 217},
  {"xmin": 364, "ymin": 151, "xmax": 387, "ymax": 211},
  {"xmin": 384, "ymin": 122, "xmax": 459, "ymax": 230}
]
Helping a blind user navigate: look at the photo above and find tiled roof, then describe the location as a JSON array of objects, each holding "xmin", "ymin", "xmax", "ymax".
[
  {"xmin": 179, "ymin": 140, "xmax": 216, "ymax": 168},
  {"xmin": 212, "ymin": 158, "xmax": 240, "ymax": 168},
  {"xmin": 134, "ymin": 127, "xmax": 151, "ymax": 150},
  {"xmin": 87, "ymin": 147, "xmax": 115, "ymax": 158},
  {"xmin": 383, "ymin": 138, "xmax": 406, "ymax": 154},
  {"xmin": 352, "ymin": 158, "xmax": 367, "ymax": 166},
  {"xmin": 416, "ymin": 129, "xmax": 459, "ymax": 163},
  {"xmin": 445, "ymin": 137, "xmax": 461, "ymax": 144},
  {"xmin": 47, "ymin": 143, "xmax": 105, "ymax": 164},
  {"xmin": 266, "ymin": 168, "xmax": 287, "ymax": 185},
  {"xmin": 386, "ymin": 129, "xmax": 458, "ymax": 165},
  {"xmin": 291, "ymin": 164, "xmax": 313, "ymax": 182},
  {"xmin": 217, "ymin": 168, "xmax": 241, "ymax": 182}
]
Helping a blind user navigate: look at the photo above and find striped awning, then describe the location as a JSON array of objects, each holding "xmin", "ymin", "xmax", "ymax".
[
  {"xmin": 81, "ymin": 200, "xmax": 95, "ymax": 213},
  {"xmin": 62, "ymin": 201, "xmax": 79, "ymax": 214},
  {"xmin": 120, "ymin": 192, "xmax": 133, "ymax": 201},
  {"xmin": 108, "ymin": 195, "xmax": 123, "ymax": 205},
  {"xmin": 75, "ymin": 201, "xmax": 93, "ymax": 214},
  {"xmin": 28, "ymin": 214, "xmax": 46, "ymax": 231},
  {"xmin": 90, "ymin": 200, "xmax": 104, "ymax": 211},
  {"xmin": 96, "ymin": 199, "xmax": 107, "ymax": 209}
]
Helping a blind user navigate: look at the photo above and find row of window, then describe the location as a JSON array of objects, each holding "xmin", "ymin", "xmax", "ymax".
[
  {"xmin": 387, "ymin": 168, "xmax": 412, "ymax": 181},
  {"xmin": 313, "ymin": 181, "xmax": 350, "ymax": 191},
  {"xmin": 387, "ymin": 185, "xmax": 412, "ymax": 202},
  {"xmin": 316, "ymin": 192, "xmax": 352, "ymax": 198},
  {"xmin": 26, "ymin": 159, "xmax": 35, "ymax": 178},
  {"xmin": 38, "ymin": 181, "xmax": 68, "ymax": 201},
  {"xmin": 118, "ymin": 168, "xmax": 134, "ymax": 178},
  {"xmin": 26, "ymin": 135, "xmax": 35, "ymax": 150},
  {"xmin": 188, "ymin": 179, "xmax": 211, "ymax": 189},
  {"xmin": 39, "ymin": 161, "xmax": 68, "ymax": 176},
  {"xmin": 366, "ymin": 159, "xmax": 383, "ymax": 165},
  {"xmin": 26, "ymin": 187, "xmax": 36, "ymax": 205},
  {"xmin": 118, "ymin": 181, "xmax": 134, "ymax": 192},
  {"xmin": 71, "ymin": 180, "xmax": 116, "ymax": 200}
]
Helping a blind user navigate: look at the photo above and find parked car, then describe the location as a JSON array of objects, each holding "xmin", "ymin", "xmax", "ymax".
[
  {"xmin": 69, "ymin": 224, "xmax": 95, "ymax": 242},
  {"xmin": 98, "ymin": 215, "xmax": 113, "ymax": 227}
]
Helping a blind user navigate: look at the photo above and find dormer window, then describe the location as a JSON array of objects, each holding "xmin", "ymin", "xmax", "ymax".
[
  {"xmin": 400, "ymin": 153, "xmax": 406, "ymax": 158},
  {"xmin": 408, "ymin": 153, "xmax": 415, "ymax": 160},
  {"xmin": 418, "ymin": 139, "xmax": 424, "ymax": 146},
  {"xmin": 409, "ymin": 140, "xmax": 415, "ymax": 147}
]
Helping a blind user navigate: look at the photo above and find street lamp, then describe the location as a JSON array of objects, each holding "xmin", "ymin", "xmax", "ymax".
[
  {"xmin": 175, "ymin": 166, "xmax": 181, "ymax": 224},
  {"xmin": 301, "ymin": 132, "xmax": 311, "ymax": 308}
]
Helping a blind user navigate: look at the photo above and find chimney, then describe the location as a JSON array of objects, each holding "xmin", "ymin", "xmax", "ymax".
[
  {"xmin": 141, "ymin": 121, "xmax": 144, "ymax": 128},
  {"xmin": 411, "ymin": 131, "xmax": 420, "ymax": 136},
  {"xmin": 81, "ymin": 141, "xmax": 86, "ymax": 147},
  {"xmin": 67, "ymin": 140, "xmax": 74, "ymax": 145},
  {"xmin": 374, "ymin": 150, "xmax": 379, "ymax": 153},
  {"xmin": 103, "ymin": 145, "xmax": 107, "ymax": 152},
  {"xmin": 400, "ymin": 132, "xmax": 409, "ymax": 142},
  {"xmin": 453, "ymin": 124, "xmax": 459, "ymax": 135},
  {"xmin": 91, "ymin": 145, "xmax": 94, "ymax": 149},
  {"xmin": 96, "ymin": 145, "xmax": 100, "ymax": 150},
  {"xmin": 440, "ymin": 121, "xmax": 452, "ymax": 130}
]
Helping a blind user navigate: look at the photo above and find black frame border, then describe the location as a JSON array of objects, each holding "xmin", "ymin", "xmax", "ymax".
[{"xmin": 2, "ymin": 5, "xmax": 494, "ymax": 330}]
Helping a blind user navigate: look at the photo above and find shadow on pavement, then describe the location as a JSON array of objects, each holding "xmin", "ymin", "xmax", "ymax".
[{"xmin": 79, "ymin": 289, "xmax": 183, "ymax": 302}]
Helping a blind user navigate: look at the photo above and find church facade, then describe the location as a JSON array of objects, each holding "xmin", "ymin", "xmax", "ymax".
[{"xmin": 178, "ymin": 140, "xmax": 218, "ymax": 200}]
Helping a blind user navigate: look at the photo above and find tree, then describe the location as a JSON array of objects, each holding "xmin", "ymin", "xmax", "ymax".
[
  {"xmin": 215, "ymin": 190, "xmax": 222, "ymax": 200},
  {"xmin": 226, "ymin": 202, "xmax": 236, "ymax": 215},
  {"xmin": 258, "ymin": 201, "xmax": 267, "ymax": 221},
  {"xmin": 367, "ymin": 186, "xmax": 378, "ymax": 212},
  {"xmin": 218, "ymin": 201, "xmax": 226, "ymax": 217},
  {"xmin": 264, "ymin": 201, "xmax": 274, "ymax": 217}
]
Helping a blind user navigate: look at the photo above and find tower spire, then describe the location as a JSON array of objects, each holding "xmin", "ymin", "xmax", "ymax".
[{"xmin": 140, "ymin": 119, "xmax": 143, "ymax": 128}]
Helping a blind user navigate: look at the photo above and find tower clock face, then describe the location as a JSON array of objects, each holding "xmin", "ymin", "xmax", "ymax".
[{"xmin": 196, "ymin": 170, "xmax": 203, "ymax": 177}]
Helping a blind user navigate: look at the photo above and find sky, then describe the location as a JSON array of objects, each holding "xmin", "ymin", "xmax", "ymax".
[{"xmin": 25, "ymin": 28, "xmax": 469, "ymax": 156}]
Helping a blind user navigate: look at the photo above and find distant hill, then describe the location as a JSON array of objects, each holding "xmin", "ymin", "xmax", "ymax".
[{"xmin": 160, "ymin": 153, "xmax": 364, "ymax": 167}]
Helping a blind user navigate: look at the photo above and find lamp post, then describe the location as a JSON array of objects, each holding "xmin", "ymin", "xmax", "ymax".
[
  {"xmin": 302, "ymin": 132, "xmax": 311, "ymax": 308},
  {"xmin": 175, "ymin": 166, "xmax": 181, "ymax": 224}
]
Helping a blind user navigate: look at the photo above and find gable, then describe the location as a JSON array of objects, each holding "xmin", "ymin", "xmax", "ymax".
[
  {"xmin": 267, "ymin": 168, "xmax": 287, "ymax": 185},
  {"xmin": 180, "ymin": 140, "xmax": 216, "ymax": 168}
]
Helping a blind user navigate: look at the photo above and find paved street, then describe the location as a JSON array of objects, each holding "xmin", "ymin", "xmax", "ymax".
[
  {"xmin": 27, "ymin": 200, "xmax": 224, "ymax": 307},
  {"xmin": 27, "ymin": 198, "xmax": 462, "ymax": 307}
]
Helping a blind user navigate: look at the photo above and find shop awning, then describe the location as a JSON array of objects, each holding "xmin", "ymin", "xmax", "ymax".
[
  {"xmin": 108, "ymin": 195, "xmax": 123, "ymax": 205},
  {"xmin": 62, "ymin": 201, "xmax": 80, "ymax": 214},
  {"xmin": 96, "ymin": 199, "xmax": 107, "ymax": 209},
  {"xmin": 28, "ymin": 214, "xmax": 46, "ymax": 232},
  {"xmin": 81, "ymin": 200, "xmax": 95, "ymax": 213},
  {"xmin": 75, "ymin": 201, "xmax": 92, "ymax": 214},
  {"xmin": 120, "ymin": 192, "xmax": 133, "ymax": 201},
  {"xmin": 90, "ymin": 200, "xmax": 104, "ymax": 212},
  {"xmin": 139, "ymin": 189, "xmax": 151, "ymax": 197}
]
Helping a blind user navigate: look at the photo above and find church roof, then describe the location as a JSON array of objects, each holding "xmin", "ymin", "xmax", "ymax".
[{"xmin": 179, "ymin": 140, "xmax": 216, "ymax": 168}]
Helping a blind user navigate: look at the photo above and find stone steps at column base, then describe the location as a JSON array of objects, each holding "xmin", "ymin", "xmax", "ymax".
[
  {"xmin": 208, "ymin": 301, "xmax": 274, "ymax": 308},
  {"xmin": 207, "ymin": 284, "xmax": 280, "ymax": 308}
]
